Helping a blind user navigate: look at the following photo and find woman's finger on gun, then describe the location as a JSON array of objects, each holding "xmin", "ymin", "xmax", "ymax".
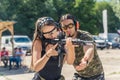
[
  {"xmin": 52, "ymin": 43, "xmax": 58, "ymax": 50},
  {"xmin": 48, "ymin": 43, "xmax": 58, "ymax": 56}
]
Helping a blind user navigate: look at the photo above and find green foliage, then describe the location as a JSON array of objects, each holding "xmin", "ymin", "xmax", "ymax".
[
  {"xmin": 110, "ymin": 0, "xmax": 120, "ymax": 20},
  {"xmin": 0, "ymin": 0, "xmax": 120, "ymax": 39},
  {"xmin": 53, "ymin": 0, "xmax": 97, "ymax": 34},
  {"xmin": 95, "ymin": 1, "xmax": 120, "ymax": 33},
  {"xmin": 73, "ymin": 0, "xmax": 97, "ymax": 34}
]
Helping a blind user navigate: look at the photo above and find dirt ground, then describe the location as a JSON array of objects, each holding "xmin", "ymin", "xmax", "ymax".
[
  {"xmin": 0, "ymin": 49, "xmax": 120, "ymax": 80},
  {"xmin": 62, "ymin": 49, "xmax": 120, "ymax": 80},
  {"xmin": 97, "ymin": 49, "xmax": 120, "ymax": 80}
]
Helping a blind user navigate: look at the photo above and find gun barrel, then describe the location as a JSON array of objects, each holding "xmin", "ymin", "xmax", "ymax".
[
  {"xmin": 46, "ymin": 38, "xmax": 93, "ymax": 45},
  {"xmin": 71, "ymin": 39, "xmax": 93, "ymax": 45}
]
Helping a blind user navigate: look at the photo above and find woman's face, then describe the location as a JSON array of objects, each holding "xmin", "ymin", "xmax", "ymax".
[{"xmin": 41, "ymin": 25, "xmax": 59, "ymax": 39}]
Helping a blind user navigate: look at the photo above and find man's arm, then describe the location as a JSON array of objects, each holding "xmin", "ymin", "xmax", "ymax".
[
  {"xmin": 83, "ymin": 44, "xmax": 94, "ymax": 63},
  {"xmin": 75, "ymin": 44, "xmax": 94, "ymax": 71},
  {"xmin": 65, "ymin": 38, "xmax": 75, "ymax": 65}
]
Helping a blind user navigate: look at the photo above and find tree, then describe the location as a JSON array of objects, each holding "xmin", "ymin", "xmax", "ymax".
[
  {"xmin": 73, "ymin": 0, "xmax": 97, "ymax": 34},
  {"xmin": 94, "ymin": 1, "xmax": 120, "ymax": 33},
  {"xmin": 53, "ymin": 0, "xmax": 97, "ymax": 34},
  {"xmin": 110, "ymin": 0, "xmax": 120, "ymax": 20},
  {"xmin": 1, "ymin": 0, "xmax": 113, "ymax": 38}
]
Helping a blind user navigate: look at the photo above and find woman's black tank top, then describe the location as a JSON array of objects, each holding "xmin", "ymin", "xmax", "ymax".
[{"xmin": 37, "ymin": 42, "xmax": 64, "ymax": 80}]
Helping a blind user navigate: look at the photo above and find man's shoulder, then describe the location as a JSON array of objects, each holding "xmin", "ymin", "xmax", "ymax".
[
  {"xmin": 77, "ymin": 30, "xmax": 90, "ymax": 35},
  {"xmin": 77, "ymin": 30, "xmax": 93, "ymax": 40},
  {"xmin": 1, "ymin": 51, "xmax": 4, "ymax": 53},
  {"xmin": 77, "ymin": 30, "xmax": 92, "ymax": 37}
]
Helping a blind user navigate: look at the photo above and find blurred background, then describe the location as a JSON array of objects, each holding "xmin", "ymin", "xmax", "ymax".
[
  {"xmin": 0, "ymin": 0, "xmax": 120, "ymax": 39},
  {"xmin": 0, "ymin": 0, "xmax": 120, "ymax": 80},
  {"xmin": 0, "ymin": 0, "xmax": 120, "ymax": 53}
]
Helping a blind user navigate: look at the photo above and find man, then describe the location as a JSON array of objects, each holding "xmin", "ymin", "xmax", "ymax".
[
  {"xmin": 9, "ymin": 47, "xmax": 24, "ymax": 70},
  {"xmin": 59, "ymin": 14, "xmax": 104, "ymax": 80},
  {"xmin": 0, "ymin": 47, "xmax": 9, "ymax": 68}
]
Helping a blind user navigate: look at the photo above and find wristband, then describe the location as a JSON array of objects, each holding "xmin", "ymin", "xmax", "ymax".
[{"xmin": 46, "ymin": 54, "xmax": 50, "ymax": 58}]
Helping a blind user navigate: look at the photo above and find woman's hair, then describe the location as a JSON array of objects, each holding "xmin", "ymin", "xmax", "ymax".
[
  {"xmin": 33, "ymin": 17, "xmax": 57, "ymax": 41},
  {"xmin": 30, "ymin": 17, "xmax": 57, "ymax": 70}
]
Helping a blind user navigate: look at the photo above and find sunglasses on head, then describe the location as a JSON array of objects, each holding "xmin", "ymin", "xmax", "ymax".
[{"xmin": 62, "ymin": 23, "xmax": 75, "ymax": 30}]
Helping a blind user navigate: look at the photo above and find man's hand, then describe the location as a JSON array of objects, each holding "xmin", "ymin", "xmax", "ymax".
[
  {"xmin": 75, "ymin": 58, "xmax": 88, "ymax": 71},
  {"xmin": 65, "ymin": 38, "xmax": 75, "ymax": 52},
  {"xmin": 65, "ymin": 38, "xmax": 75, "ymax": 64}
]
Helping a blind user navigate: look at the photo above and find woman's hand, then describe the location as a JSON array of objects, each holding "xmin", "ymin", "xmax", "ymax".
[{"xmin": 46, "ymin": 43, "xmax": 58, "ymax": 57}]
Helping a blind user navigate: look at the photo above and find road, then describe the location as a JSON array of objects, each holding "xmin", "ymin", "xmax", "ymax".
[{"xmin": 0, "ymin": 49, "xmax": 120, "ymax": 80}]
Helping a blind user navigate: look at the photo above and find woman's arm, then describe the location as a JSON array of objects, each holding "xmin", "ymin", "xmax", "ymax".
[
  {"xmin": 32, "ymin": 40, "xmax": 49, "ymax": 72},
  {"xmin": 32, "ymin": 40, "xmax": 58, "ymax": 72}
]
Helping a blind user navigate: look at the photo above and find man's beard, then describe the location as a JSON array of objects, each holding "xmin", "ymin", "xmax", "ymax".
[{"xmin": 67, "ymin": 33, "xmax": 74, "ymax": 37}]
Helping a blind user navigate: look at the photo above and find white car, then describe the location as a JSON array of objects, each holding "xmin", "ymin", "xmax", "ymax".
[{"xmin": 1, "ymin": 35, "xmax": 32, "ymax": 55}]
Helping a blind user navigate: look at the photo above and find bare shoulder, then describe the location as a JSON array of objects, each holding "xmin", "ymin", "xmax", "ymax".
[
  {"xmin": 33, "ymin": 39, "xmax": 41, "ymax": 46},
  {"xmin": 32, "ymin": 39, "xmax": 42, "ymax": 59},
  {"xmin": 33, "ymin": 39, "xmax": 42, "ymax": 51}
]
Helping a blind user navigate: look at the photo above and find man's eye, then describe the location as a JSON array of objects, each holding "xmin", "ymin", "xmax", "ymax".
[
  {"xmin": 62, "ymin": 27, "xmax": 67, "ymax": 30},
  {"xmin": 68, "ymin": 25, "xmax": 73, "ymax": 28}
]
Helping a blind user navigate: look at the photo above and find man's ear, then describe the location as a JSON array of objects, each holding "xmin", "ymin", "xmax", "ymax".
[{"xmin": 76, "ymin": 21, "xmax": 80, "ymax": 30}]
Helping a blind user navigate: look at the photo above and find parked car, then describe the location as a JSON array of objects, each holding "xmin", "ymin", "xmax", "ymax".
[
  {"xmin": 92, "ymin": 35, "xmax": 107, "ymax": 50},
  {"xmin": 107, "ymin": 37, "xmax": 120, "ymax": 49},
  {"xmin": 1, "ymin": 35, "xmax": 32, "ymax": 56}
]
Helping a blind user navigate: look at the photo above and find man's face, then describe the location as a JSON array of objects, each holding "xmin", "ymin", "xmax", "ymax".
[
  {"xmin": 41, "ymin": 25, "xmax": 59, "ymax": 39},
  {"xmin": 3, "ymin": 48, "xmax": 5, "ymax": 51},
  {"xmin": 61, "ymin": 19, "xmax": 76, "ymax": 37}
]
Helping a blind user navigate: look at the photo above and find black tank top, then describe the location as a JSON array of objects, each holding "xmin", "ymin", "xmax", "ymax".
[
  {"xmin": 37, "ymin": 42, "xmax": 64, "ymax": 80},
  {"xmin": 38, "ymin": 56, "xmax": 63, "ymax": 80}
]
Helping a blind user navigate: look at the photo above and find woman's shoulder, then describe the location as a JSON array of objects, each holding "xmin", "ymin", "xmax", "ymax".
[
  {"xmin": 32, "ymin": 39, "xmax": 42, "ymax": 51},
  {"xmin": 33, "ymin": 39, "xmax": 42, "ymax": 45}
]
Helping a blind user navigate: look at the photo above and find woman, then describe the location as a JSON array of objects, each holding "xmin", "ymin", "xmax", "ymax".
[{"xmin": 31, "ymin": 17, "xmax": 75, "ymax": 80}]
